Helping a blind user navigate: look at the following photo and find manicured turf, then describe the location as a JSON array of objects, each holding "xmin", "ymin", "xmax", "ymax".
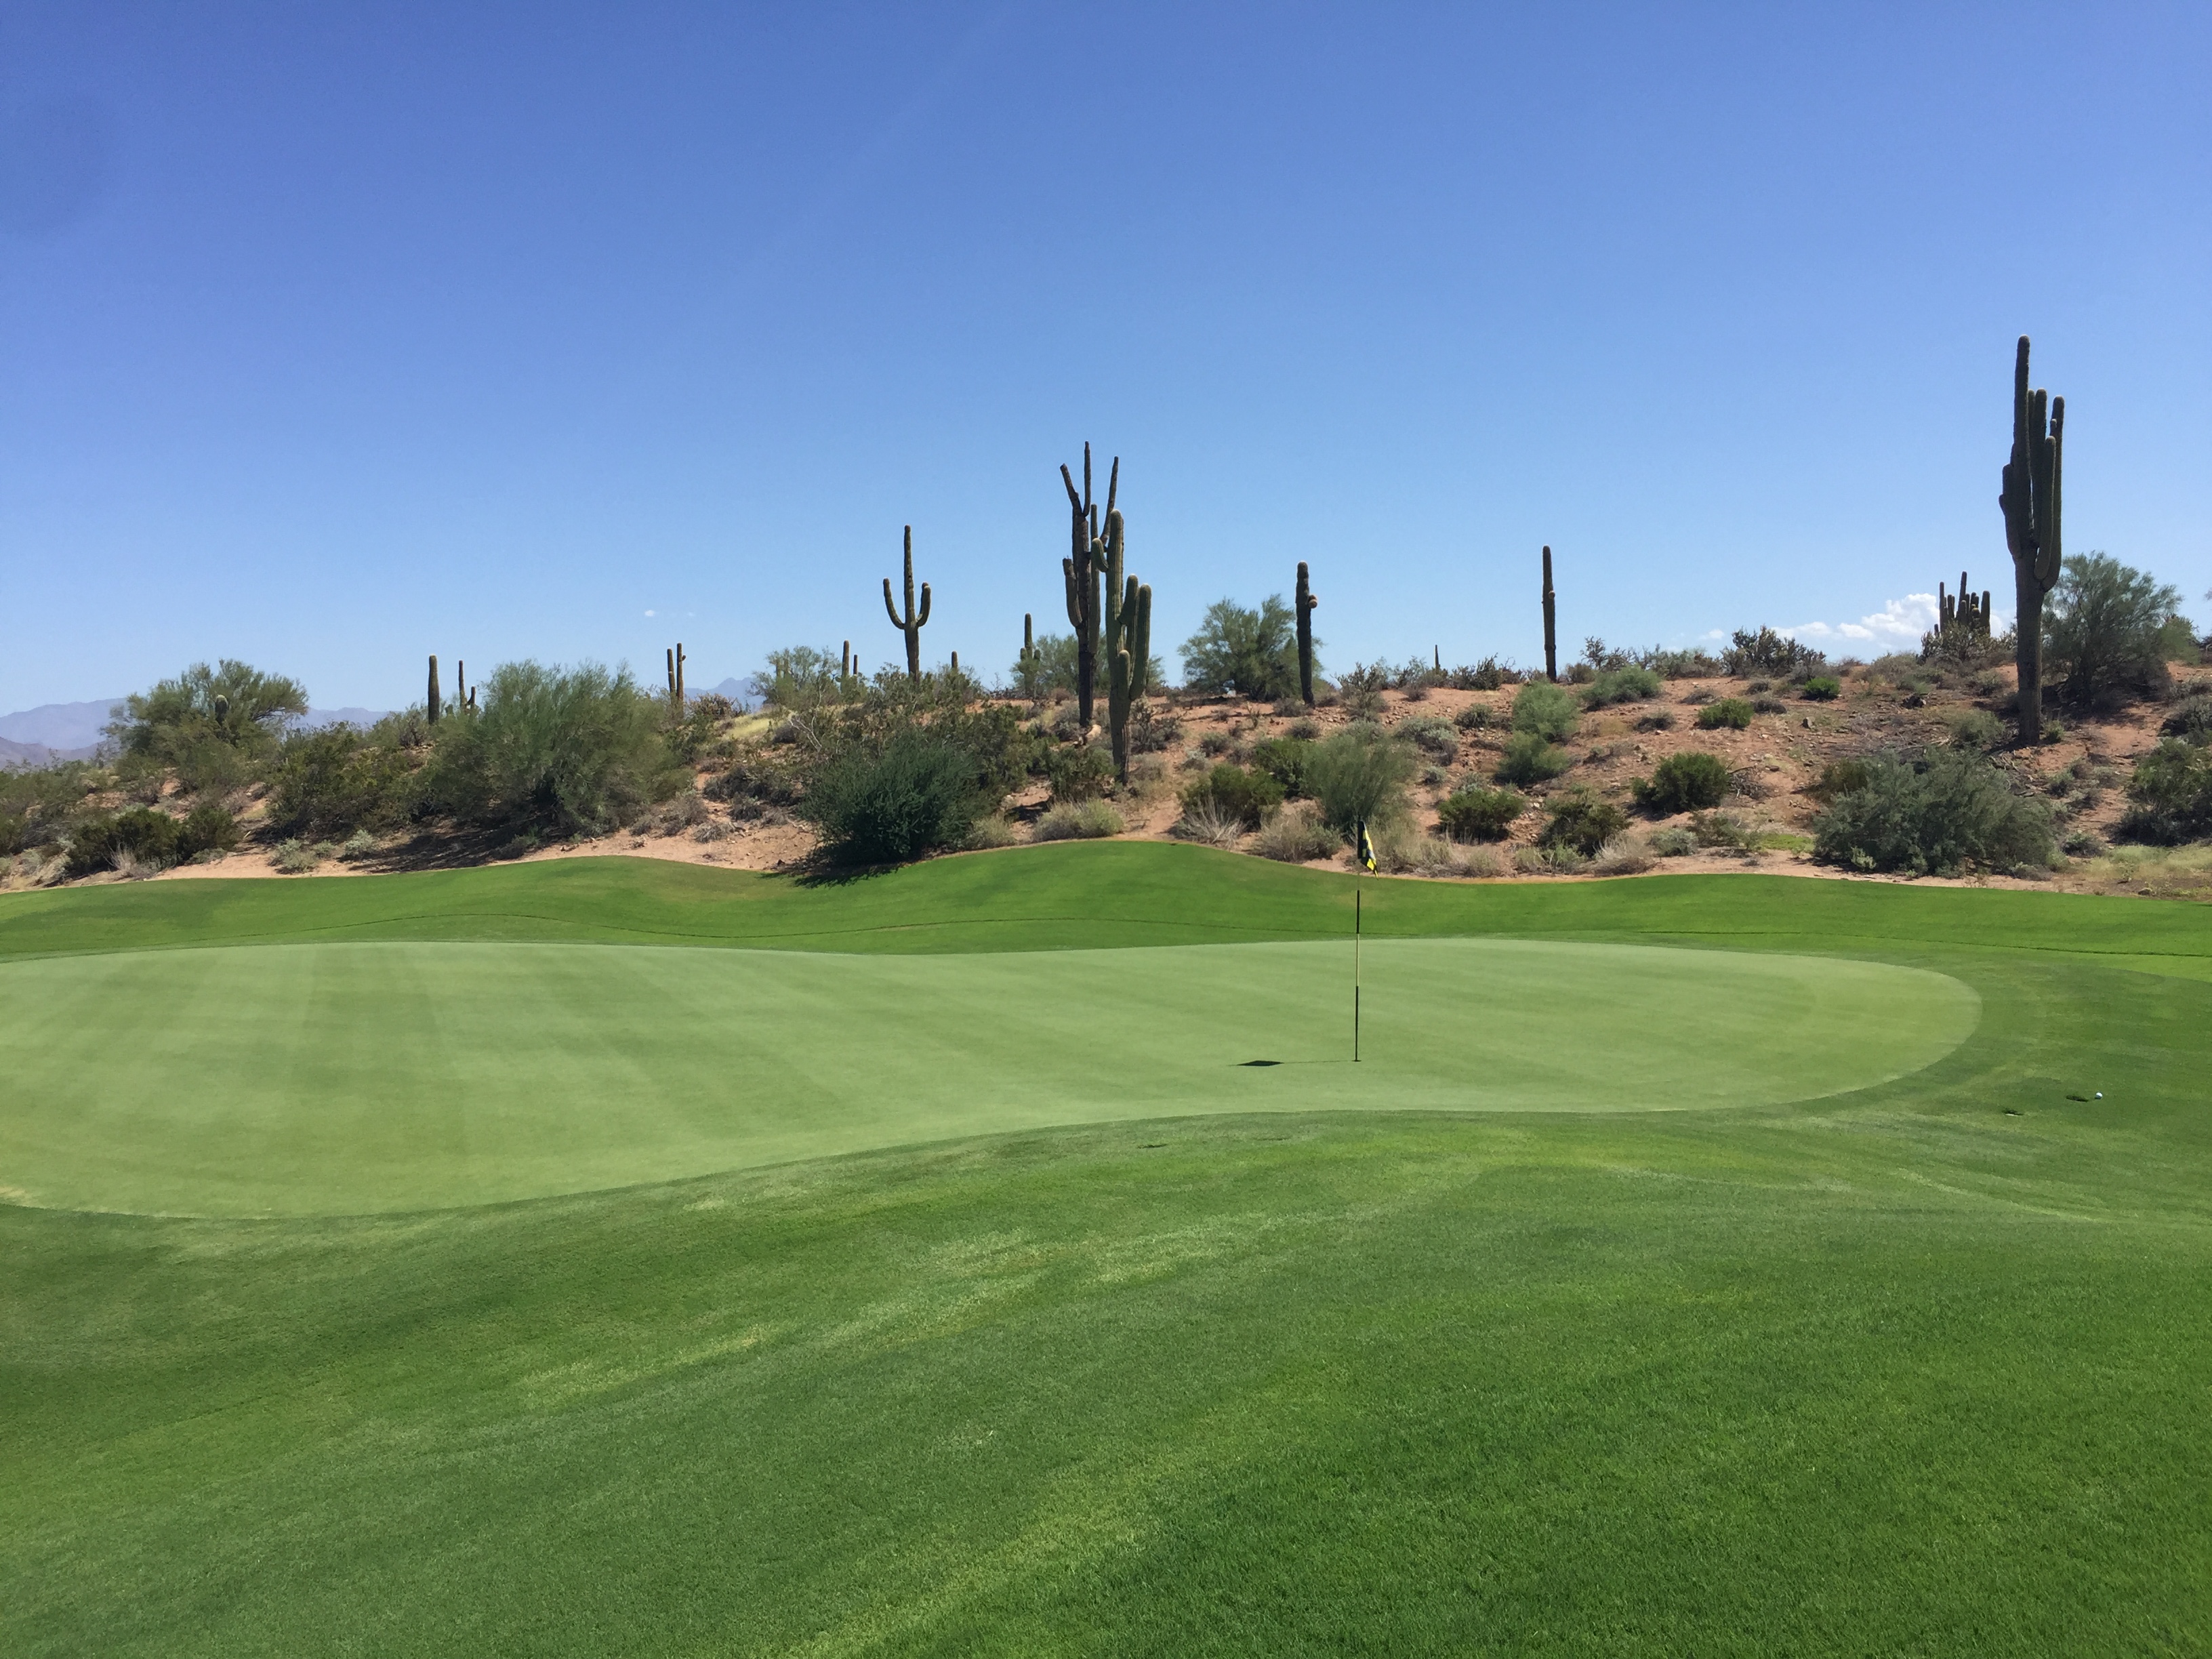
[
  {"xmin": 3, "ymin": 848, "xmax": 2209, "ymax": 1654},
  {"xmin": 0, "ymin": 936, "xmax": 1975, "ymax": 1214}
]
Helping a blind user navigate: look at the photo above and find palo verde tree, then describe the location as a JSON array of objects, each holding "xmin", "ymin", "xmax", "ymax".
[
  {"xmin": 1999, "ymin": 335, "xmax": 2064, "ymax": 745},
  {"xmin": 882, "ymin": 526, "xmax": 933, "ymax": 685}
]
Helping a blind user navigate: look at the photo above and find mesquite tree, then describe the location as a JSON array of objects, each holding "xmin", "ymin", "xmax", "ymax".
[{"xmin": 1999, "ymin": 336, "xmax": 2064, "ymax": 745}]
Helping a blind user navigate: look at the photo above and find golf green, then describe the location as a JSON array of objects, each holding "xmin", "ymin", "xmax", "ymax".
[{"xmin": 0, "ymin": 935, "xmax": 1973, "ymax": 1215}]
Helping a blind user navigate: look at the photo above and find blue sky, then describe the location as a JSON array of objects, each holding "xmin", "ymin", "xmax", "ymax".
[{"xmin": 3, "ymin": 2, "xmax": 2207, "ymax": 710}]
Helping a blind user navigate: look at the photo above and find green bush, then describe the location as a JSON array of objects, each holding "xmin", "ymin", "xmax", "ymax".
[
  {"xmin": 1631, "ymin": 751, "xmax": 1732, "ymax": 814},
  {"xmin": 1942, "ymin": 708, "xmax": 2003, "ymax": 751},
  {"xmin": 1179, "ymin": 596, "xmax": 1307, "ymax": 700},
  {"xmin": 1452, "ymin": 703, "xmax": 1493, "ymax": 731},
  {"xmin": 1812, "ymin": 750, "xmax": 2055, "ymax": 875},
  {"xmin": 1393, "ymin": 715, "xmax": 1458, "ymax": 758},
  {"xmin": 106, "ymin": 659, "xmax": 308, "ymax": 787},
  {"xmin": 2118, "ymin": 740, "xmax": 2212, "ymax": 844},
  {"xmin": 1538, "ymin": 787, "xmax": 1629, "ymax": 855},
  {"xmin": 1248, "ymin": 735, "xmax": 1315, "ymax": 796},
  {"xmin": 1494, "ymin": 731, "xmax": 1573, "ymax": 787},
  {"xmin": 64, "ymin": 806, "xmax": 184, "ymax": 877},
  {"xmin": 752, "ymin": 647, "xmax": 852, "ymax": 714},
  {"xmin": 1801, "ymin": 676, "xmax": 1842, "ymax": 701},
  {"xmin": 269, "ymin": 726, "xmax": 419, "ymax": 838},
  {"xmin": 2045, "ymin": 552, "xmax": 2186, "ymax": 705},
  {"xmin": 802, "ymin": 727, "xmax": 990, "ymax": 863},
  {"xmin": 1696, "ymin": 698, "xmax": 1754, "ymax": 730},
  {"xmin": 1250, "ymin": 802, "xmax": 1339, "ymax": 862},
  {"xmin": 1304, "ymin": 724, "xmax": 1416, "ymax": 834},
  {"xmin": 1580, "ymin": 666, "xmax": 1662, "ymax": 708},
  {"xmin": 419, "ymin": 661, "xmax": 683, "ymax": 837},
  {"xmin": 1511, "ymin": 681, "xmax": 1581, "ymax": 741},
  {"xmin": 1633, "ymin": 710, "xmax": 1675, "ymax": 733},
  {"xmin": 1435, "ymin": 786, "xmax": 1525, "ymax": 842},
  {"xmin": 180, "ymin": 802, "xmax": 240, "ymax": 858},
  {"xmin": 1650, "ymin": 824, "xmax": 1698, "ymax": 857},
  {"xmin": 2159, "ymin": 694, "xmax": 2212, "ymax": 745},
  {"xmin": 1031, "ymin": 800, "xmax": 1124, "ymax": 841},
  {"xmin": 1181, "ymin": 763, "xmax": 1284, "ymax": 830},
  {"xmin": 1722, "ymin": 627, "xmax": 1825, "ymax": 678},
  {"xmin": 1044, "ymin": 742, "xmax": 1115, "ymax": 804}
]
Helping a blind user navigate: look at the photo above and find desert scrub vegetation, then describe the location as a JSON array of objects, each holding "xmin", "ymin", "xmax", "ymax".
[
  {"xmin": 1510, "ymin": 680, "xmax": 1581, "ymax": 742},
  {"xmin": 1494, "ymin": 731, "xmax": 1572, "ymax": 787},
  {"xmin": 1696, "ymin": 697, "xmax": 1755, "ymax": 730},
  {"xmin": 2117, "ymin": 741, "xmax": 2212, "ymax": 844},
  {"xmin": 1304, "ymin": 723, "xmax": 1416, "ymax": 834},
  {"xmin": 1538, "ymin": 786, "xmax": 1630, "ymax": 856},
  {"xmin": 106, "ymin": 659, "xmax": 309, "ymax": 798},
  {"xmin": 1578, "ymin": 665, "xmax": 1662, "ymax": 708},
  {"xmin": 1179, "ymin": 596, "xmax": 1307, "ymax": 701},
  {"xmin": 1180, "ymin": 762, "xmax": 1284, "ymax": 830},
  {"xmin": 1435, "ymin": 785, "xmax": 1525, "ymax": 842},
  {"xmin": 1248, "ymin": 735, "xmax": 1315, "ymax": 797},
  {"xmin": 1251, "ymin": 800, "xmax": 1339, "ymax": 862},
  {"xmin": 62, "ymin": 802, "xmax": 239, "ymax": 878},
  {"xmin": 1812, "ymin": 750, "xmax": 2055, "ymax": 876},
  {"xmin": 1031, "ymin": 800, "xmax": 1125, "ymax": 842},
  {"xmin": 793, "ymin": 675, "xmax": 1030, "ymax": 865},
  {"xmin": 2043, "ymin": 552, "xmax": 2192, "ymax": 708},
  {"xmin": 1800, "ymin": 676, "xmax": 1841, "ymax": 700},
  {"xmin": 1393, "ymin": 714, "xmax": 1458, "ymax": 760},
  {"xmin": 1630, "ymin": 750, "xmax": 1732, "ymax": 815},
  {"xmin": 268, "ymin": 724, "xmax": 419, "ymax": 839},
  {"xmin": 1723, "ymin": 626, "xmax": 1827, "ymax": 680}
]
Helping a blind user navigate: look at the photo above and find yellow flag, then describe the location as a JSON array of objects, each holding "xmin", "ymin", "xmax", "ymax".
[{"xmin": 1355, "ymin": 818, "xmax": 1376, "ymax": 872}]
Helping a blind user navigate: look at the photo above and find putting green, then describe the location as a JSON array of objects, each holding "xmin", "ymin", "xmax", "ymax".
[{"xmin": 0, "ymin": 935, "xmax": 1975, "ymax": 1216}]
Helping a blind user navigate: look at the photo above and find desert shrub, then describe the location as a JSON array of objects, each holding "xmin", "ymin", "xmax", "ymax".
[
  {"xmin": 0, "ymin": 760, "xmax": 102, "ymax": 852},
  {"xmin": 2160, "ymin": 695, "xmax": 2212, "ymax": 745},
  {"xmin": 1812, "ymin": 750, "xmax": 2055, "ymax": 875},
  {"xmin": 1370, "ymin": 823, "xmax": 1467, "ymax": 876},
  {"xmin": 1304, "ymin": 724, "xmax": 1416, "ymax": 834},
  {"xmin": 180, "ymin": 802, "xmax": 240, "ymax": 858},
  {"xmin": 268, "ymin": 726, "xmax": 419, "ymax": 838},
  {"xmin": 1942, "ymin": 708, "xmax": 2003, "ymax": 751},
  {"xmin": 1249, "ymin": 735, "xmax": 1315, "ymax": 796},
  {"xmin": 1511, "ymin": 680, "xmax": 1581, "ymax": 741},
  {"xmin": 1538, "ymin": 787, "xmax": 1629, "ymax": 855},
  {"xmin": 1494, "ymin": 732, "xmax": 1573, "ymax": 787},
  {"xmin": 1591, "ymin": 835, "xmax": 1653, "ymax": 874},
  {"xmin": 2117, "ymin": 740, "xmax": 2212, "ymax": 844},
  {"xmin": 64, "ymin": 806, "xmax": 184, "ymax": 877},
  {"xmin": 1032, "ymin": 799, "xmax": 1125, "ymax": 842},
  {"xmin": 1180, "ymin": 596, "xmax": 1307, "ymax": 700},
  {"xmin": 752, "ymin": 646, "xmax": 853, "ymax": 714},
  {"xmin": 2045, "ymin": 552, "xmax": 2186, "ymax": 705},
  {"xmin": 1181, "ymin": 762, "xmax": 1284, "ymax": 830},
  {"xmin": 802, "ymin": 727, "xmax": 989, "ymax": 863},
  {"xmin": 1633, "ymin": 710, "xmax": 1676, "ymax": 733},
  {"xmin": 1515, "ymin": 842, "xmax": 1586, "ymax": 874},
  {"xmin": 1807, "ymin": 757, "xmax": 1877, "ymax": 802},
  {"xmin": 705, "ymin": 757, "xmax": 804, "ymax": 817},
  {"xmin": 1044, "ymin": 742, "xmax": 1115, "ymax": 804},
  {"xmin": 1580, "ymin": 665, "xmax": 1662, "ymax": 708},
  {"xmin": 1643, "ymin": 647, "xmax": 1725, "ymax": 679},
  {"xmin": 1335, "ymin": 663, "xmax": 1391, "ymax": 720},
  {"xmin": 1723, "ymin": 627, "xmax": 1825, "ymax": 678},
  {"xmin": 419, "ymin": 661, "xmax": 682, "ymax": 837},
  {"xmin": 1750, "ymin": 695, "xmax": 1788, "ymax": 714},
  {"xmin": 1801, "ymin": 676, "xmax": 1842, "ymax": 701},
  {"xmin": 1452, "ymin": 655, "xmax": 1521, "ymax": 691},
  {"xmin": 1251, "ymin": 800, "xmax": 1340, "ymax": 863},
  {"xmin": 1172, "ymin": 797, "xmax": 1246, "ymax": 846},
  {"xmin": 1689, "ymin": 811, "xmax": 1761, "ymax": 851},
  {"xmin": 663, "ymin": 698, "xmax": 735, "ymax": 766},
  {"xmin": 106, "ymin": 659, "xmax": 310, "ymax": 790},
  {"xmin": 1394, "ymin": 714, "xmax": 1458, "ymax": 758},
  {"xmin": 1631, "ymin": 750, "xmax": 1732, "ymax": 814},
  {"xmin": 1435, "ymin": 786, "xmax": 1525, "ymax": 842},
  {"xmin": 272, "ymin": 838, "xmax": 320, "ymax": 873},
  {"xmin": 1197, "ymin": 730, "xmax": 1235, "ymax": 758},
  {"xmin": 1453, "ymin": 703, "xmax": 1493, "ymax": 731},
  {"xmin": 1650, "ymin": 824, "xmax": 1698, "ymax": 857},
  {"xmin": 1128, "ymin": 701, "xmax": 1182, "ymax": 754},
  {"xmin": 1286, "ymin": 717, "xmax": 1321, "ymax": 741},
  {"xmin": 964, "ymin": 815, "xmax": 1023, "ymax": 849},
  {"xmin": 1697, "ymin": 698, "xmax": 1754, "ymax": 730}
]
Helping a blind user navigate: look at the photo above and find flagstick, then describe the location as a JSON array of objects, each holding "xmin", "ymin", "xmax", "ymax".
[{"xmin": 1354, "ymin": 884, "xmax": 1362, "ymax": 1063}]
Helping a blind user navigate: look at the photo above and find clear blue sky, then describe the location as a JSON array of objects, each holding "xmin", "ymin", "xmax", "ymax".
[{"xmin": 3, "ymin": 2, "xmax": 2207, "ymax": 710}]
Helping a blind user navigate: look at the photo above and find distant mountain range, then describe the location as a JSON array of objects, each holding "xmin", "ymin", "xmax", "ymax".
[{"xmin": 0, "ymin": 700, "xmax": 394, "ymax": 768}]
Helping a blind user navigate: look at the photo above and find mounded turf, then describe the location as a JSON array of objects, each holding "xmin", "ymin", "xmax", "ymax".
[
  {"xmin": 3, "ymin": 848, "xmax": 2209, "ymax": 1654},
  {"xmin": 1, "ymin": 935, "xmax": 1975, "ymax": 1214}
]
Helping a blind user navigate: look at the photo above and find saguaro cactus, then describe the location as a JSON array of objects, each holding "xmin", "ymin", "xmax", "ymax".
[
  {"xmin": 1060, "ymin": 446, "xmax": 1115, "ymax": 729},
  {"xmin": 840, "ymin": 640, "xmax": 851, "ymax": 680},
  {"xmin": 1104, "ymin": 519, "xmax": 1152, "ymax": 781},
  {"xmin": 427, "ymin": 655, "xmax": 442, "ymax": 724},
  {"xmin": 883, "ymin": 527, "xmax": 932, "ymax": 685},
  {"xmin": 1999, "ymin": 336, "xmax": 2064, "ymax": 744},
  {"xmin": 1938, "ymin": 573, "xmax": 1993, "ymax": 644},
  {"xmin": 1296, "ymin": 561, "xmax": 1319, "ymax": 705},
  {"xmin": 1540, "ymin": 546, "xmax": 1559, "ymax": 682}
]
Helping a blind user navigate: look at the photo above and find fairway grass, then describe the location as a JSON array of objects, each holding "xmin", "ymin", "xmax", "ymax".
[
  {"xmin": 3, "ymin": 848, "xmax": 2209, "ymax": 1654},
  {"xmin": 1, "ymin": 937, "xmax": 1975, "ymax": 1214}
]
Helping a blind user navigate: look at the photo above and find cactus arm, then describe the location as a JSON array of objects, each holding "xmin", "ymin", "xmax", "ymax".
[
  {"xmin": 1064, "ymin": 558, "xmax": 1084, "ymax": 629},
  {"xmin": 916, "ymin": 583, "xmax": 931, "ymax": 628},
  {"xmin": 883, "ymin": 577, "xmax": 903, "ymax": 629},
  {"xmin": 1062, "ymin": 464, "xmax": 1083, "ymax": 514},
  {"xmin": 2038, "ymin": 396, "xmax": 2064, "ymax": 587},
  {"xmin": 1104, "ymin": 454, "xmax": 1118, "ymax": 521},
  {"xmin": 1103, "ymin": 510, "xmax": 1125, "ymax": 652},
  {"xmin": 1132, "ymin": 583, "xmax": 1151, "ymax": 699}
]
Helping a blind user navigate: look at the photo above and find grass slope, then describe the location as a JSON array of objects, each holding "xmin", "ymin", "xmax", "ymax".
[{"xmin": 3, "ymin": 848, "xmax": 2210, "ymax": 1654}]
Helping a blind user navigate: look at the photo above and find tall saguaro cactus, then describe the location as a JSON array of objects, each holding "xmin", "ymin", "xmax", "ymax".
[
  {"xmin": 1540, "ymin": 546, "xmax": 1559, "ymax": 682},
  {"xmin": 1105, "ymin": 529, "xmax": 1152, "ymax": 781},
  {"xmin": 664, "ymin": 644, "xmax": 687, "ymax": 710},
  {"xmin": 1296, "ymin": 562, "xmax": 1319, "ymax": 705},
  {"xmin": 883, "ymin": 526, "xmax": 933, "ymax": 685},
  {"xmin": 1999, "ymin": 336, "xmax": 2064, "ymax": 745},
  {"xmin": 1060, "ymin": 446, "xmax": 1115, "ymax": 729},
  {"xmin": 427, "ymin": 655, "xmax": 442, "ymax": 724}
]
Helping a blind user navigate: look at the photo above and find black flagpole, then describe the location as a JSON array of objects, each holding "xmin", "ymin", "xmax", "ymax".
[{"xmin": 1354, "ymin": 884, "xmax": 1361, "ymax": 1063}]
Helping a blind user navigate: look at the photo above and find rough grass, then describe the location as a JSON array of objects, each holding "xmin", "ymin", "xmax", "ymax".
[{"xmin": 3, "ymin": 845, "xmax": 2211, "ymax": 1652}]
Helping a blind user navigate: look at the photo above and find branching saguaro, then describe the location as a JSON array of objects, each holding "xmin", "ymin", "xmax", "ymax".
[
  {"xmin": 883, "ymin": 526, "xmax": 932, "ymax": 685},
  {"xmin": 1103, "ymin": 514, "xmax": 1151, "ymax": 782},
  {"xmin": 1296, "ymin": 561, "xmax": 1319, "ymax": 705},
  {"xmin": 1938, "ymin": 573, "xmax": 1992, "ymax": 644},
  {"xmin": 1540, "ymin": 546, "xmax": 1559, "ymax": 682},
  {"xmin": 1059, "ymin": 446, "xmax": 1114, "ymax": 729},
  {"xmin": 1999, "ymin": 336, "xmax": 2063, "ymax": 745}
]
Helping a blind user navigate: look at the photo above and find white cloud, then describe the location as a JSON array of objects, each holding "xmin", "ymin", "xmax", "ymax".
[
  {"xmin": 644, "ymin": 609, "xmax": 657, "ymax": 617},
  {"xmin": 1774, "ymin": 593, "xmax": 2009, "ymax": 649}
]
